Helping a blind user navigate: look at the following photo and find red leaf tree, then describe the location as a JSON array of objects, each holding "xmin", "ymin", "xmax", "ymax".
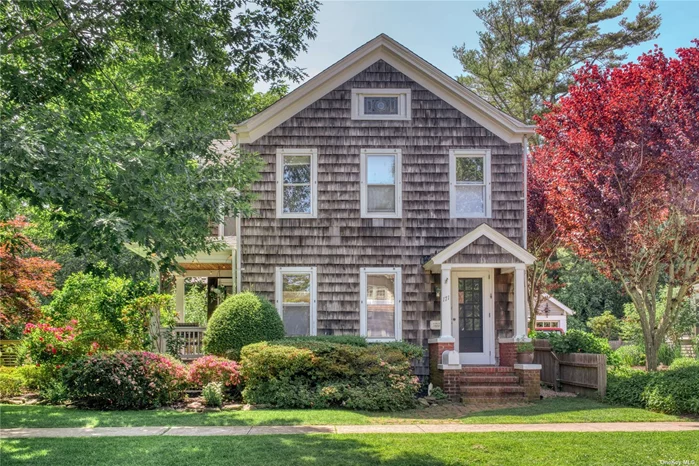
[
  {"xmin": 526, "ymin": 151, "xmax": 564, "ymax": 332},
  {"xmin": 0, "ymin": 216, "xmax": 60, "ymax": 337},
  {"xmin": 533, "ymin": 42, "xmax": 699, "ymax": 369}
]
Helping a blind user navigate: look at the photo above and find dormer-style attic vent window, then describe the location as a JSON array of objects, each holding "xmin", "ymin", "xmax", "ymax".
[{"xmin": 351, "ymin": 89, "xmax": 411, "ymax": 121}]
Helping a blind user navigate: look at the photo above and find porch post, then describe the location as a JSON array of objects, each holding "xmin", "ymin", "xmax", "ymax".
[
  {"xmin": 439, "ymin": 266, "xmax": 454, "ymax": 342},
  {"xmin": 175, "ymin": 275, "xmax": 185, "ymax": 322},
  {"xmin": 514, "ymin": 264, "xmax": 528, "ymax": 339}
]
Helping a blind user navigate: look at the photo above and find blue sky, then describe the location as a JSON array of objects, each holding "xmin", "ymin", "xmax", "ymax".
[{"xmin": 256, "ymin": 0, "xmax": 699, "ymax": 92}]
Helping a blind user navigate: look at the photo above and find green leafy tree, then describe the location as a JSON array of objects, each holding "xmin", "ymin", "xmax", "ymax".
[
  {"xmin": 551, "ymin": 250, "xmax": 630, "ymax": 322},
  {"xmin": 1, "ymin": 0, "xmax": 318, "ymax": 271},
  {"xmin": 454, "ymin": 0, "xmax": 660, "ymax": 123}
]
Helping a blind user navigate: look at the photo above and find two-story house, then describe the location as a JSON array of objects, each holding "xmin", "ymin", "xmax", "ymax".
[{"xmin": 172, "ymin": 35, "xmax": 540, "ymax": 401}]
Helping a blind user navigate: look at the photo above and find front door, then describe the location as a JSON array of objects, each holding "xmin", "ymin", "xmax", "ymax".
[{"xmin": 452, "ymin": 271, "xmax": 494, "ymax": 364}]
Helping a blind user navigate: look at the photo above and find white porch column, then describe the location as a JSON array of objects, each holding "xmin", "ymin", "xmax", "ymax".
[
  {"xmin": 438, "ymin": 266, "xmax": 454, "ymax": 342},
  {"xmin": 175, "ymin": 275, "xmax": 185, "ymax": 322},
  {"xmin": 514, "ymin": 265, "xmax": 528, "ymax": 339}
]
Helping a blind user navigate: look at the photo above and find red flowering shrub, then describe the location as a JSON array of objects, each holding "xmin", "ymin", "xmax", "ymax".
[
  {"xmin": 22, "ymin": 321, "xmax": 87, "ymax": 366},
  {"xmin": 63, "ymin": 351, "xmax": 187, "ymax": 409},
  {"xmin": 187, "ymin": 355, "xmax": 240, "ymax": 390}
]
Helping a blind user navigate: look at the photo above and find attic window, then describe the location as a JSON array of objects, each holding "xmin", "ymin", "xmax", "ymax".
[{"xmin": 351, "ymin": 89, "xmax": 411, "ymax": 120}]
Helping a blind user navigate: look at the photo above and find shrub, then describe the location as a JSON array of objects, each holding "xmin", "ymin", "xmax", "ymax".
[
  {"xmin": 14, "ymin": 364, "xmax": 59, "ymax": 390},
  {"xmin": 657, "ymin": 343, "xmax": 680, "ymax": 366},
  {"xmin": 187, "ymin": 355, "xmax": 240, "ymax": 390},
  {"xmin": 43, "ymin": 272, "xmax": 156, "ymax": 351},
  {"xmin": 606, "ymin": 363, "xmax": 699, "ymax": 414},
  {"xmin": 606, "ymin": 367, "xmax": 650, "ymax": 408},
  {"xmin": 63, "ymin": 351, "xmax": 187, "ymax": 410},
  {"xmin": 204, "ymin": 292, "xmax": 285, "ymax": 359},
  {"xmin": 202, "ymin": 382, "xmax": 223, "ymax": 408},
  {"xmin": 669, "ymin": 358, "xmax": 699, "ymax": 370},
  {"xmin": 40, "ymin": 380, "xmax": 69, "ymax": 404},
  {"xmin": 21, "ymin": 321, "xmax": 88, "ymax": 366},
  {"xmin": 643, "ymin": 364, "xmax": 699, "ymax": 414},
  {"xmin": 548, "ymin": 329, "xmax": 612, "ymax": 355},
  {"xmin": 0, "ymin": 372, "xmax": 23, "ymax": 398},
  {"xmin": 240, "ymin": 341, "xmax": 420, "ymax": 411},
  {"xmin": 273, "ymin": 335, "xmax": 368, "ymax": 347},
  {"xmin": 587, "ymin": 311, "xmax": 621, "ymax": 340},
  {"xmin": 374, "ymin": 341, "xmax": 425, "ymax": 360},
  {"xmin": 614, "ymin": 345, "xmax": 646, "ymax": 367}
]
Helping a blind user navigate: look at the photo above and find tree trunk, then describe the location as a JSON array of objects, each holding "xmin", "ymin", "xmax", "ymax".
[{"xmin": 644, "ymin": 339, "xmax": 660, "ymax": 371}]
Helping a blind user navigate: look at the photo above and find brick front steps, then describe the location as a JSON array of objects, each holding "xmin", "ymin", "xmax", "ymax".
[{"xmin": 459, "ymin": 366, "xmax": 527, "ymax": 403}]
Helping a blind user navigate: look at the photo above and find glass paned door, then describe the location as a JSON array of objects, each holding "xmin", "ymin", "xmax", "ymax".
[{"xmin": 458, "ymin": 278, "xmax": 483, "ymax": 353}]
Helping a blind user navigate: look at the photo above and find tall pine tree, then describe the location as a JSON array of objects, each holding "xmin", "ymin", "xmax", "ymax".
[{"xmin": 454, "ymin": 0, "xmax": 660, "ymax": 123}]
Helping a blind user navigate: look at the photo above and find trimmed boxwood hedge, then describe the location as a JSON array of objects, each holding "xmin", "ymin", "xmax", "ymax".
[
  {"xmin": 240, "ymin": 341, "xmax": 420, "ymax": 411},
  {"xmin": 203, "ymin": 292, "xmax": 284, "ymax": 359}
]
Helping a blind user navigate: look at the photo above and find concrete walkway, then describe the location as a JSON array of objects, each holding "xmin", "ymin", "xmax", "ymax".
[{"xmin": 2, "ymin": 422, "xmax": 698, "ymax": 439}]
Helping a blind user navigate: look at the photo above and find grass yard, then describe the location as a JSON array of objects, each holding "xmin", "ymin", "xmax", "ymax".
[
  {"xmin": 2, "ymin": 432, "xmax": 698, "ymax": 466},
  {"xmin": 461, "ymin": 397, "xmax": 685, "ymax": 424},
  {"xmin": 0, "ymin": 397, "xmax": 683, "ymax": 429}
]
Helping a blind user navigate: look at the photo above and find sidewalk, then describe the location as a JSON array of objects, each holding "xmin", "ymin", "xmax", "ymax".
[{"xmin": 2, "ymin": 422, "xmax": 698, "ymax": 438}]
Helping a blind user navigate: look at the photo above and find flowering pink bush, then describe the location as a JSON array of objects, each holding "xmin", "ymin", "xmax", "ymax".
[
  {"xmin": 187, "ymin": 355, "xmax": 240, "ymax": 390},
  {"xmin": 22, "ymin": 321, "xmax": 86, "ymax": 365},
  {"xmin": 63, "ymin": 351, "xmax": 187, "ymax": 409}
]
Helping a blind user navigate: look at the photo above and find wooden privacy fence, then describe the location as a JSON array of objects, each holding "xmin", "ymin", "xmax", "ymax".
[
  {"xmin": 534, "ymin": 339, "xmax": 607, "ymax": 397},
  {"xmin": 0, "ymin": 340, "xmax": 21, "ymax": 366}
]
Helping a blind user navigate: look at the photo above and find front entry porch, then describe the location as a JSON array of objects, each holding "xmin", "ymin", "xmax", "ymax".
[{"xmin": 423, "ymin": 224, "xmax": 540, "ymax": 402}]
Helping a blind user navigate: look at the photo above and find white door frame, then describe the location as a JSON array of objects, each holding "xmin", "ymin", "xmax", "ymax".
[{"xmin": 451, "ymin": 269, "xmax": 495, "ymax": 365}]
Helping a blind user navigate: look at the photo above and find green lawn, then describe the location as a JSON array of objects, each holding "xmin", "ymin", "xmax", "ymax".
[
  {"xmin": 0, "ymin": 398, "xmax": 682, "ymax": 429},
  {"xmin": 2, "ymin": 432, "xmax": 698, "ymax": 465},
  {"xmin": 462, "ymin": 397, "xmax": 684, "ymax": 424}
]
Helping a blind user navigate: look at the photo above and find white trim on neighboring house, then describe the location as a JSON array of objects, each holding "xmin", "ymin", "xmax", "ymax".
[
  {"xmin": 423, "ymin": 223, "xmax": 536, "ymax": 272},
  {"xmin": 275, "ymin": 267, "xmax": 318, "ymax": 336},
  {"xmin": 234, "ymin": 34, "xmax": 534, "ymax": 144},
  {"xmin": 276, "ymin": 148, "xmax": 318, "ymax": 219},
  {"xmin": 351, "ymin": 88, "xmax": 411, "ymax": 120},
  {"xmin": 360, "ymin": 267, "xmax": 402, "ymax": 342},
  {"xmin": 449, "ymin": 149, "xmax": 492, "ymax": 218},
  {"xmin": 540, "ymin": 294, "xmax": 575, "ymax": 315},
  {"xmin": 360, "ymin": 148, "xmax": 402, "ymax": 218}
]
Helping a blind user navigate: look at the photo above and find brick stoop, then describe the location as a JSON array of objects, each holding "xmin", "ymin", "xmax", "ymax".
[{"xmin": 458, "ymin": 366, "xmax": 527, "ymax": 404}]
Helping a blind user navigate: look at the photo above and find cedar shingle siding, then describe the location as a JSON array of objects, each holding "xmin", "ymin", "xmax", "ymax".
[{"xmin": 239, "ymin": 60, "xmax": 523, "ymax": 374}]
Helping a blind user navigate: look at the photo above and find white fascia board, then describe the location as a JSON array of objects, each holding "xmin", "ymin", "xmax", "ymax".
[
  {"xmin": 426, "ymin": 224, "xmax": 536, "ymax": 268},
  {"xmin": 543, "ymin": 295, "xmax": 576, "ymax": 315},
  {"xmin": 234, "ymin": 35, "xmax": 534, "ymax": 145}
]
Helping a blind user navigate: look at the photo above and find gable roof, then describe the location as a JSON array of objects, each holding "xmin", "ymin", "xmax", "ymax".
[
  {"xmin": 423, "ymin": 223, "xmax": 536, "ymax": 271},
  {"xmin": 234, "ymin": 34, "xmax": 535, "ymax": 144},
  {"xmin": 540, "ymin": 294, "xmax": 575, "ymax": 316}
]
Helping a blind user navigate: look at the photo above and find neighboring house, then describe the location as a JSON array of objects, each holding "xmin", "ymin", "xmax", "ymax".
[
  {"xmin": 165, "ymin": 35, "xmax": 541, "ymax": 399},
  {"xmin": 535, "ymin": 294, "xmax": 574, "ymax": 332}
]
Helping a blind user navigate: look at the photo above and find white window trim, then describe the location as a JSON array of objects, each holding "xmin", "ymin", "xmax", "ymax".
[
  {"xmin": 351, "ymin": 88, "xmax": 411, "ymax": 121},
  {"xmin": 360, "ymin": 267, "xmax": 402, "ymax": 342},
  {"xmin": 449, "ymin": 149, "xmax": 492, "ymax": 218},
  {"xmin": 360, "ymin": 148, "xmax": 402, "ymax": 219},
  {"xmin": 275, "ymin": 267, "xmax": 317, "ymax": 336},
  {"xmin": 276, "ymin": 148, "xmax": 318, "ymax": 219}
]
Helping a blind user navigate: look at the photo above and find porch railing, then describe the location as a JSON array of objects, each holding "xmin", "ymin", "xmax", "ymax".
[{"xmin": 173, "ymin": 325, "xmax": 206, "ymax": 361}]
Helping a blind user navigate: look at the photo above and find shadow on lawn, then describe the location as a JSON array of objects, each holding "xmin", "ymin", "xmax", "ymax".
[{"xmin": 1, "ymin": 435, "xmax": 453, "ymax": 466}]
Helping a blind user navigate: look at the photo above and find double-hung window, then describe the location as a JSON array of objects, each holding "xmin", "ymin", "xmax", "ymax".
[
  {"xmin": 449, "ymin": 149, "xmax": 491, "ymax": 218},
  {"xmin": 360, "ymin": 267, "xmax": 402, "ymax": 341},
  {"xmin": 275, "ymin": 267, "xmax": 317, "ymax": 336},
  {"xmin": 360, "ymin": 149, "xmax": 402, "ymax": 218},
  {"xmin": 276, "ymin": 149, "xmax": 317, "ymax": 218}
]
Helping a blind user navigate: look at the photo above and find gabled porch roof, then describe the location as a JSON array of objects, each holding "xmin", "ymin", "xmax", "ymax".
[{"xmin": 423, "ymin": 224, "xmax": 535, "ymax": 272}]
